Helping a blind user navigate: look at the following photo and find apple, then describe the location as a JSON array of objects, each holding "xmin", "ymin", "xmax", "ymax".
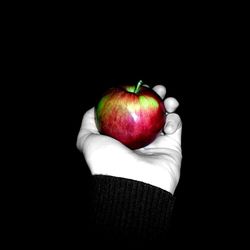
[{"xmin": 95, "ymin": 80, "xmax": 166, "ymax": 149}]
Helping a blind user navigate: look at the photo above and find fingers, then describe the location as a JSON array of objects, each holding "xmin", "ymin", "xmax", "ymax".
[
  {"xmin": 151, "ymin": 85, "xmax": 179, "ymax": 114},
  {"xmin": 151, "ymin": 86, "xmax": 180, "ymax": 136},
  {"xmin": 152, "ymin": 85, "xmax": 167, "ymax": 99}
]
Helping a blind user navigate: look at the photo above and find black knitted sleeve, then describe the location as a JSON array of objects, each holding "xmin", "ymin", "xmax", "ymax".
[{"xmin": 88, "ymin": 175, "xmax": 175, "ymax": 245}]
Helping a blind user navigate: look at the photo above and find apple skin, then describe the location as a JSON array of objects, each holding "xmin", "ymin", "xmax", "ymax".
[{"xmin": 95, "ymin": 82, "xmax": 166, "ymax": 150}]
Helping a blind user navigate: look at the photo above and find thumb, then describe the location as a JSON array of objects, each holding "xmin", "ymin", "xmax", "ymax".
[{"xmin": 76, "ymin": 107, "xmax": 99, "ymax": 151}]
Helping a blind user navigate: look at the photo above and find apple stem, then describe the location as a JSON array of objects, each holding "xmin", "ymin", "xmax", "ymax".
[{"xmin": 134, "ymin": 80, "xmax": 143, "ymax": 93}]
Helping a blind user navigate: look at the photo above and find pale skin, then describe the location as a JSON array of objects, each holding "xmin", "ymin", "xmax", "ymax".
[{"xmin": 76, "ymin": 85, "xmax": 182, "ymax": 195}]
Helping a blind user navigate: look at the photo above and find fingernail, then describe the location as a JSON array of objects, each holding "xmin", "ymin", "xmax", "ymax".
[{"xmin": 165, "ymin": 123, "xmax": 174, "ymax": 133}]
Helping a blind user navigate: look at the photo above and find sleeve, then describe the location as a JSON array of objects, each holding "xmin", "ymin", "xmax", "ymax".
[{"xmin": 88, "ymin": 174, "xmax": 176, "ymax": 245}]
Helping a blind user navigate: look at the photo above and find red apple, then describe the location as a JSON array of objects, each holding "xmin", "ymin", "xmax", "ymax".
[{"xmin": 95, "ymin": 81, "xmax": 166, "ymax": 149}]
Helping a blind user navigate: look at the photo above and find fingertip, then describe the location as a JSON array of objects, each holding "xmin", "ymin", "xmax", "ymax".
[
  {"xmin": 152, "ymin": 85, "xmax": 167, "ymax": 99},
  {"xmin": 164, "ymin": 97, "xmax": 179, "ymax": 113}
]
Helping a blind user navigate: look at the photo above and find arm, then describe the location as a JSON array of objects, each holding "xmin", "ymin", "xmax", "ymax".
[{"xmin": 77, "ymin": 85, "xmax": 182, "ymax": 244}]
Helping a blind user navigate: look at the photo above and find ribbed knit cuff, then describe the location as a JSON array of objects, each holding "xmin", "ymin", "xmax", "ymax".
[{"xmin": 89, "ymin": 175, "xmax": 175, "ymax": 243}]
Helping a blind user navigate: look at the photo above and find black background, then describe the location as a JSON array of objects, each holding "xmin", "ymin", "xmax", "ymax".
[
  {"xmin": 37, "ymin": 73, "xmax": 226, "ymax": 247},
  {"xmin": 7, "ymin": 9, "xmax": 245, "ymax": 247},
  {"xmin": 19, "ymin": 55, "xmax": 233, "ymax": 246}
]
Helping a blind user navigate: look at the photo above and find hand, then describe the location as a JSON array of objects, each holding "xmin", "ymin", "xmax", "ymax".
[{"xmin": 76, "ymin": 85, "xmax": 182, "ymax": 194}]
